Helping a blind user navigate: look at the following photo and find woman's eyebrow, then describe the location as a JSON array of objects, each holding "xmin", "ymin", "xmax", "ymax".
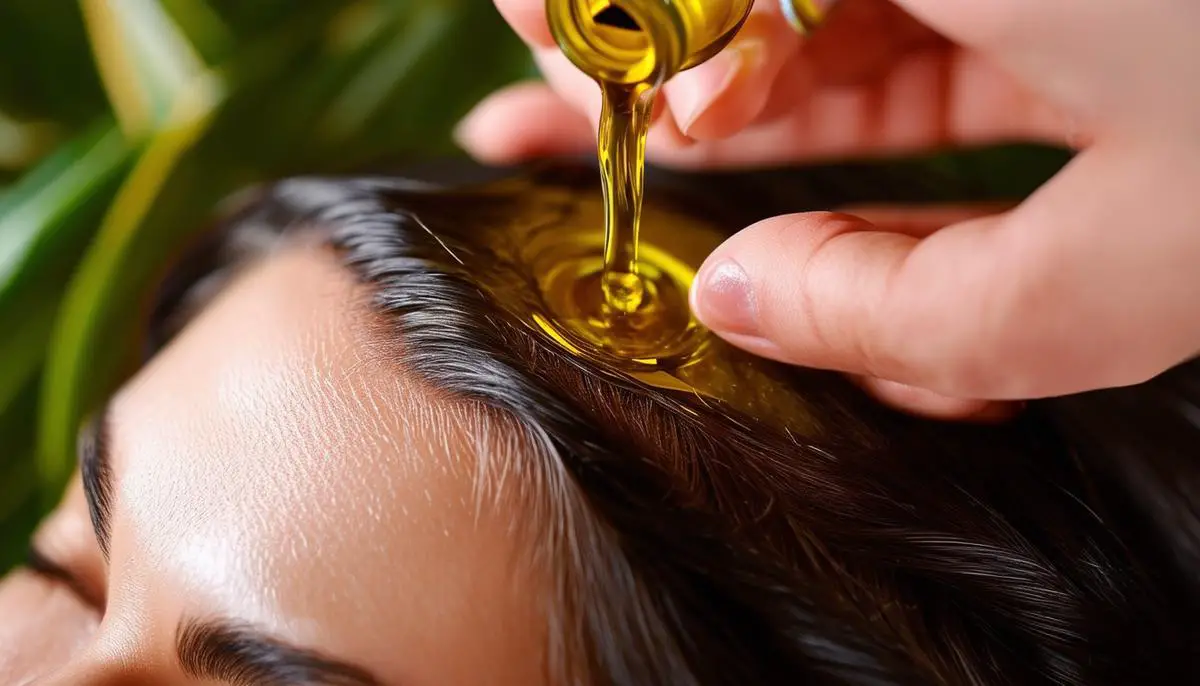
[
  {"xmin": 176, "ymin": 618, "xmax": 382, "ymax": 686},
  {"xmin": 78, "ymin": 404, "xmax": 115, "ymax": 560}
]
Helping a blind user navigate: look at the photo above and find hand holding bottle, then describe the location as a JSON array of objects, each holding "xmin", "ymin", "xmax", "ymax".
[{"xmin": 459, "ymin": 0, "xmax": 1200, "ymax": 419}]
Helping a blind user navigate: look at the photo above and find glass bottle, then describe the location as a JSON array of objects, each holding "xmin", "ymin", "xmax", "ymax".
[
  {"xmin": 547, "ymin": 0, "xmax": 754, "ymax": 87},
  {"xmin": 546, "ymin": 0, "xmax": 832, "ymax": 88}
]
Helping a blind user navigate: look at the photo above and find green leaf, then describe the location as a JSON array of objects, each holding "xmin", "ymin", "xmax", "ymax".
[
  {"xmin": 0, "ymin": 468, "xmax": 41, "ymax": 573},
  {"xmin": 39, "ymin": 76, "xmax": 225, "ymax": 502},
  {"xmin": 0, "ymin": 110, "xmax": 61, "ymax": 173},
  {"xmin": 330, "ymin": 1, "xmax": 533, "ymax": 161},
  {"xmin": 0, "ymin": 120, "xmax": 130, "ymax": 298},
  {"xmin": 158, "ymin": 0, "xmax": 236, "ymax": 66},
  {"xmin": 0, "ymin": 2, "xmax": 108, "ymax": 128},
  {"xmin": 79, "ymin": 0, "xmax": 210, "ymax": 138},
  {"xmin": 0, "ymin": 120, "xmax": 133, "ymax": 416},
  {"xmin": 0, "ymin": 376, "xmax": 41, "ymax": 573}
]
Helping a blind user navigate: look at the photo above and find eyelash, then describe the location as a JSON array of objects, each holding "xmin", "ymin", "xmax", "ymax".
[{"xmin": 26, "ymin": 547, "xmax": 105, "ymax": 612}]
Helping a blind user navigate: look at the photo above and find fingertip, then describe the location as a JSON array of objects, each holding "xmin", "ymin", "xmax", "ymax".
[
  {"xmin": 455, "ymin": 82, "xmax": 594, "ymax": 163},
  {"xmin": 664, "ymin": 12, "xmax": 798, "ymax": 141},
  {"xmin": 648, "ymin": 99, "xmax": 698, "ymax": 151},
  {"xmin": 692, "ymin": 211, "xmax": 910, "ymax": 374},
  {"xmin": 691, "ymin": 256, "xmax": 761, "ymax": 338},
  {"xmin": 690, "ymin": 214, "xmax": 830, "ymax": 361}
]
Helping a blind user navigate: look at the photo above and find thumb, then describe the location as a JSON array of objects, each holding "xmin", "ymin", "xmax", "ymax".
[
  {"xmin": 688, "ymin": 207, "xmax": 1045, "ymax": 399},
  {"xmin": 688, "ymin": 210, "xmax": 975, "ymax": 386},
  {"xmin": 687, "ymin": 145, "xmax": 1176, "ymax": 402}
]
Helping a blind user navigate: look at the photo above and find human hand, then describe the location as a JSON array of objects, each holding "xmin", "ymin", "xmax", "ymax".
[{"xmin": 457, "ymin": 0, "xmax": 1200, "ymax": 420}]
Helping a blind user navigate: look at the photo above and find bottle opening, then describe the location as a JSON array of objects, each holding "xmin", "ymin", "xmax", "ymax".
[
  {"xmin": 548, "ymin": 0, "xmax": 681, "ymax": 86},
  {"xmin": 594, "ymin": 5, "xmax": 642, "ymax": 32}
]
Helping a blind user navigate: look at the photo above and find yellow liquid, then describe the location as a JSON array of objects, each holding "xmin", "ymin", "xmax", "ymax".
[
  {"xmin": 396, "ymin": 169, "xmax": 825, "ymax": 435},
  {"xmin": 545, "ymin": 1, "xmax": 833, "ymax": 366},
  {"xmin": 534, "ymin": 216, "xmax": 706, "ymax": 367},
  {"xmin": 596, "ymin": 79, "xmax": 653, "ymax": 315},
  {"xmin": 548, "ymin": 1, "xmax": 754, "ymax": 364},
  {"xmin": 519, "ymin": 173, "xmax": 822, "ymax": 433}
]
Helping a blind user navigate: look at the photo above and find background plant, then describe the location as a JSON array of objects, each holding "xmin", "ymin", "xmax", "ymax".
[{"xmin": 0, "ymin": 0, "xmax": 1068, "ymax": 571}]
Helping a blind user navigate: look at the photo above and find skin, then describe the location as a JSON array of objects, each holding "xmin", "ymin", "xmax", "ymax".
[
  {"xmin": 459, "ymin": 0, "xmax": 1200, "ymax": 418},
  {"xmin": 0, "ymin": 246, "xmax": 548, "ymax": 685}
]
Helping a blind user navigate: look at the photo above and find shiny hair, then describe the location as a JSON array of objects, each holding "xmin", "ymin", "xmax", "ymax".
[{"xmin": 149, "ymin": 161, "xmax": 1200, "ymax": 685}]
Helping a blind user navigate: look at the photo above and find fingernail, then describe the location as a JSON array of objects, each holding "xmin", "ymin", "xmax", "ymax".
[
  {"xmin": 691, "ymin": 257, "xmax": 760, "ymax": 336},
  {"xmin": 672, "ymin": 40, "xmax": 762, "ymax": 136}
]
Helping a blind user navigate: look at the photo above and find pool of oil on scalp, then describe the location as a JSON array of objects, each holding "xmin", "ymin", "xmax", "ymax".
[
  {"xmin": 511, "ymin": 190, "xmax": 819, "ymax": 436},
  {"xmin": 543, "ymin": 0, "xmax": 771, "ymax": 369},
  {"xmin": 422, "ymin": 167, "xmax": 825, "ymax": 438},
  {"xmin": 533, "ymin": 229, "xmax": 705, "ymax": 370},
  {"xmin": 560, "ymin": 3, "xmax": 692, "ymax": 365}
]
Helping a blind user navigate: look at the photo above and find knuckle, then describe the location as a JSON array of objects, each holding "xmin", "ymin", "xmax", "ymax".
[{"xmin": 771, "ymin": 213, "xmax": 866, "ymax": 362}]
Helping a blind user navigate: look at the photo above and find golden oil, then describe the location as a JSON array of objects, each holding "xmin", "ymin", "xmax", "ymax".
[
  {"xmin": 547, "ymin": 1, "xmax": 754, "ymax": 87},
  {"xmin": 516, "ymin": 169, "xmax": 709, "ymax": 369},
  {"xmin": 595, "ymin": 79, "xmax": 654, "ymax": 316},
  {"xmin": 547, "ymin": 0, "xmax": 756, "ymax": 364},
  {"xmin": 400, "ymin": 168, "xmax": 822, "ymax": 434},
  {"xmin": 544, "ymin": 1, "xmax": 833, "ymax": 366}
]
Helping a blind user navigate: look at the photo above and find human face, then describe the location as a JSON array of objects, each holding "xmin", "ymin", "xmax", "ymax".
[{"xmin": 0, "ymin": 245, "xmax": 548, "ymax": 685}]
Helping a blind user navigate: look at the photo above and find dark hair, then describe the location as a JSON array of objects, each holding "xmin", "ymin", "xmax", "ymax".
[{"xmin": 148, "ymin": 161, "xmax": 1200, "ymax": 686}]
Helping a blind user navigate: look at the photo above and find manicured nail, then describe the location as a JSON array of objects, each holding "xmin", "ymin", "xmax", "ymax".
[
  {"xmin": 671, "ymin": 40, "xmax": 762, "ymax": 137},
  {"xmin": 691, "ymin": 258, "xmax": 760, "ymax": 336}
]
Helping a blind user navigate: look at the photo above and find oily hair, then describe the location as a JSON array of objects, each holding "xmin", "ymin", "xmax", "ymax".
[{"xmin": 146, "ymin": 161, "xmax": 1200, "ymax": 685}]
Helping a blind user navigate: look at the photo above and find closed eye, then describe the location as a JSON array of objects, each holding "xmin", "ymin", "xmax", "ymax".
[{"xmin": 25, "ymin": 544, "xmax": 104, "ymax": 611}]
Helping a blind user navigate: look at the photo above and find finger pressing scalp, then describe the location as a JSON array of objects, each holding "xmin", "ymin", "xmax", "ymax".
[
  {"xmin": 689, "ymin": 211, "xmax": 924, "ymax": 374},
  {"xmin": 687, "ymin": 209, "xmax": 1028, "ymax": 399},
  {"xmin": 688, "ymin": 142, "xmax": 1200, "ymax": 404}
]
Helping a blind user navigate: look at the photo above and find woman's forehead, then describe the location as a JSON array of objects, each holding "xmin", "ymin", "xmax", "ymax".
[{"xmin": 103, "ymin": 245, "xmax": 547, "ymax": 684}]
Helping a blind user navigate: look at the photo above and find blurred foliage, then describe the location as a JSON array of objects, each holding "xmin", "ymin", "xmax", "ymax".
[{"xmin": 0, "ymin": 0, "xmax": 1070, "ymax": 572}]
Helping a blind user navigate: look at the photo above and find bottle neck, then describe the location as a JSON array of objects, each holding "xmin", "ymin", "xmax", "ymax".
[{"xmin": 547, "ymin": 0, "xmax": 687, "ymax": 87}]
